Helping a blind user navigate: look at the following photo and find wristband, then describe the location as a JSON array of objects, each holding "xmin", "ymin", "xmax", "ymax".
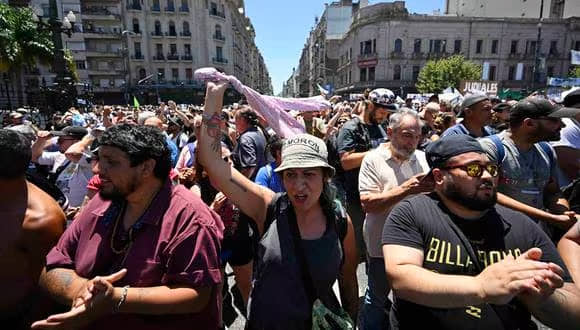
[{"xmin": 113, "ymin": 285, "xmax": 129, "ymax": 314}]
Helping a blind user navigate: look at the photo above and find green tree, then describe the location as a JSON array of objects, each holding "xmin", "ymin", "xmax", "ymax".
[
  {"xmin": 416, "ymin": 55, "xmax": 482, "ymax": 94},
  {"xmin": 569, "ymin": 66, "xmax": 580, "ymax": 78}
]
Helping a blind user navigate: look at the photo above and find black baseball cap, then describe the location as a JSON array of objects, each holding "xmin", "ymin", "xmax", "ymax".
[
  {"xmin": 563, "ymin": 89, "xmax": 580, "ymax": 108},
  {"xmin": 509, "ymin": 97, "xmax": 580, "ymax": 124},
  {"xmin": 492, "ymin": 102, "xmax": 511, "ymax": 113},
  {"xmin": 425, "ymin": 134, "xmax": 485, "ymax": 168},
  {"xmin": 50, "ymin": 126, "xmax": 88, "ymax": 139}
]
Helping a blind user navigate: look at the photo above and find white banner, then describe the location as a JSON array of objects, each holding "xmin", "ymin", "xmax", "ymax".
[
  {"xmin": 516, "ymin": 63, "xmax": 524, "ymax": 81},
  {"xmin": 572, "ymin": 50, "xmax": 580, "ymax": 65},
  {"xmin": 482, "ymin": 62, "xmax": 490, "ymax": 80}
]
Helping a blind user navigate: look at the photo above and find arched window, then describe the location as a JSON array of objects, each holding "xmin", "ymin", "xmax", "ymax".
[
  {"xmin": 169, "ymin": 21, "xmax": 176, "ymax": 36},
  {"xmin": 393, "ymin": 65, "xmax": 402, "ymax": 80},
  {"xmin": 394, "ymin": 38, "xmax": 403, "ymax": 53},
  {"xmin": 138, "ymin": 68, "xmax": 147, "ymax": 80},
  {"xmin": 132, "ymin": 18, "xmax": 140, "ymax": 33},
  {"xmin": 215, "ymin": 24, "xmax": 222, "ymax": 38},
  {"xmin": 182, "ymin": 21, "xmax": 190, "ymax": 36},
  {"xmin": 154, "ymin": 20, "xmax": 161, "ymax": 35}
]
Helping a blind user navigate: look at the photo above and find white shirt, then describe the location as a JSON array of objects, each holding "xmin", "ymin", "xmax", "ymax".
[
  {"xmin": 358, "ymin": 143, "xmax": 430, "ymax": 258},
  {"xmin": 37, "ymin": 151, "xmax": 93, "ymax": 208}
]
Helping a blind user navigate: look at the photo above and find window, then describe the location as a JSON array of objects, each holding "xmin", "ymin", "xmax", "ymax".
[
  {"xmin": 549, "ymin": 40, "xmax": 557, "ymax": 55},
  {"xmin": 182, "ymin": 22, "xmax": 190, "ymax": 36},
  {"xmin": 491, "ymin": 40, "xmax": 498, "ymax": 54},
  {"xmin": 132, "ymin": 18, "xmax": 140, "ymax": 33},
  {"xmin": 185, "ymin": 68, "xmax": 193, "ymax": 80},
  {"xmin": 157, "ymin": 68, "xmax": 165, "ymax": 81},
  {"xmin": 349, "ymin": 47, "xmax": 352, "ymax": 60},
  {"xmin": 489, "ymin": 65, "xmax": 496, "ymax": 81},
  {"xmin": 429, "ymin": 39, "xmax": 445, "ymax": 53},
  {"xmin": 414, "ymin": 39, "xmax": 421, "ymax": 53},
  {"xmin": 168, "ymin": 21, "xmax": 176, "ymax": 36},
  {"xmin": 134, "ymin": 42, "xmax": 142, "ymax": 57},
  {"xmin": 152, "ymin": 0, "xmax": 160, "ymax": 10},
  {"xmin": 75, "ymin": 60, "xmax": 86, "ymax": 70},
  {"xmin": 525, "ymin": 40, "xmax": 537, "ymax": 54},
  {"xmin": 393, "ymin": 65, "xmax": 401, "ymax": 80},
  {"xmin": 156, "ymin": 44, "xmax": 163, "ymax": 57},
  {"xmin": 394, "ymin": 39, "xmax": 402, "ymax": 53},
  {"xmin": 170, "ymin": 44, "xmax": 177, "ymax": 55},
  {"xmin": 184, "ymin": 43, "xmax": 191, "ymax": 56},
  {"xmin": 360, "ymin": 68, "xmax": 367, "ymax": 82},
  {"xmin": 154, "ymin": 20, "xmax": 161, "ymax": 35},
  {"xmin": 138, "ymin": 68, "xmax": 146, "ymax": 79},
  {"xmin": 508, "ymin": 66, "xmax": 515, "ymax": 80},
  {"xmin": 215, "ymin": 24, "xmax": 222, "ymax": 39},
  {"xmin": 454, "ymin": 40, "xmax": 462, "ymax": 54},
  {"xmin": 575, "ymin": 41, "xmax": 580, "ymax": 51},
  {"xmin": 181, "ymin": 0, "xmax": 189, "ymax": 11},
  {"xmin": 373, "ymin": 39, "xmax": 376, "ymax": 53},
  {"xmin": 476, "ymin": 40, "xmax": 483, "ymax": 54},
  {"xmin": 216, "ymin": 46, "xmax": 223, "ymax": 59},
  {"xmin": 172, "ymin": 68, "xmax": 179, "ymax": 81},
  {"xmin": 510, "ymin": 40, "xmax": 518, "ymax": 54},
  {"xmin": 412, "ymin": 65, "xmax": 420, "ymax": 81},
  {"xmin": 547, "ymin": 66, "xmax": 554, "ymax": 77},
  {"xmin": 167, "ymin": 0, "xmax": 175, "ymax": 11},
  {"xmin": 368, "ymin": 67, "xmax": 375, "ymax": 81},
  {"xmin": 348, "ymin": 70, "xmax": 352, "ymax": 84},
  {"xmin": 362, "ymin": 40, "xmax": 373, "ymax": 54}
]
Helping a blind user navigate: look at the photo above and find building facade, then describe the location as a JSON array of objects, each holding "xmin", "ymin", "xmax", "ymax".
[
  {"xmin": 444, "ymin": 0, "xmax": 580, "ymax": 19},
  {"xmin": 3, "ymin": 0, "xmax": 271, "ymax": 109}
]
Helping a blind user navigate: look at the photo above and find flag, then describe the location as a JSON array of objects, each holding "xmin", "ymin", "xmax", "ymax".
[
  {"xmin": 133, "ymin": 96, "xmax": 140, "ymax": 108},
  {"xmin": 571, "ymin": 50, "xmax": 580, "ymax": 65}
]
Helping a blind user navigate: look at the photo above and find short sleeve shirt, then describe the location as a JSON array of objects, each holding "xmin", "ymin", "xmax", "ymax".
[
  {"xmin": 441, "ymin": 123, "xmax": 494, "ymax": 138},
  {"xmin": 552, "ymin": 118, "xmax": 580, "ymax": 149},
  {"xmin": 382, "ymin": 193, "xmax": 571, "ymax": 330},
  {"xmin": 45, "ymin": 181, "xmax": 224, "ymax": 329},
  {"xmin": 479, "ymin": 132, "xmax": 557, "ymax": 211},
  {"xmin": 358, "ymin": 144, "xmax": 429, "ymax": 257},
  {"xmin": 255, "ymin": 162, "xmax": 285, "ymax": 193},
  {"xmin": 233, "ymin": 127, "xmax": 267, "ymax": 180}
]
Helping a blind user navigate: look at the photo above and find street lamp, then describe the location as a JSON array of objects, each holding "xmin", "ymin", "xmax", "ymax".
[
  {"xmin": 532, "ymin": 0, "xmax": 544, "ymax": 91},
  {"xmin": 32, "ymin": 1, "xmax": 77, "ymax": 114}
]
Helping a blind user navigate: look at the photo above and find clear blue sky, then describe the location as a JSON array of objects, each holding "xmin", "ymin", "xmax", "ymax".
[{"xmin": 245, "ymin": 0, "xmax": 445, "ymax": 95}]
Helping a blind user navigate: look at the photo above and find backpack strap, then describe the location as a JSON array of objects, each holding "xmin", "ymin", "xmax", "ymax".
[
  {"xmin": 186, "ymin": 142, "xmax": 196, "ymax": 168},
  {"xmin": 262, "ymin": 193, "xmax": 283, "ymax": 235},
  {"xmin": 487, "ymin": 134, "xmax": 505, "ymax": 165},
  {"xmin": 537, "ymin": 142, "xmax": 554, "ymax": 168}
]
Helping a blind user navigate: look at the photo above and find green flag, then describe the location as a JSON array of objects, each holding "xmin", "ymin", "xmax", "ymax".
[{"xmin": 133, "ymin": 96, "xmax": 140, "ymax": 108}]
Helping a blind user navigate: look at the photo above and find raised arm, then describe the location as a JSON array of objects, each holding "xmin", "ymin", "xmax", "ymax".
[
  {"xmin": 197, "ymin": 82, "xmax": 274, "ymax": 234},
  {"xmin": 558, "ymin": 221, "xmax": 580, "ymax": 286}
]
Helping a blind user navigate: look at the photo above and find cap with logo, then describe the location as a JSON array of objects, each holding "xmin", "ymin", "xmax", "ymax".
[
  {"xmin": 274, "ymin": 133, "xmax": 335, "ymax": 176},
  {"xmin": 369, "ymin": 88, "xmax": 396, "ymax": 108}
]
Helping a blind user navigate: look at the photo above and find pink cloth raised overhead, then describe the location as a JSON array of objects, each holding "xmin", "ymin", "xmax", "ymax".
[{"xmin": 194, "ymin": 67, "xmax": 330, "ymax": 138}]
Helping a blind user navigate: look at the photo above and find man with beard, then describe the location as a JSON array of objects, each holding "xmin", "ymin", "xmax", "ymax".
[
  {"xmin": 336, "ymin": 88, "xmax": 393, "ymax": 258},
  {"xmin": 480, "ymin": 98, "xmax": 580, "ymax": 237},
  {"xmin": 33, "ymin": 124, "xmax": 223, "ymax": 330},
  {"xmin": 358, "ymin": 109, "xmax": 432, "ymax": 329},
  {"xmin": 382, "ymin": 134, "xmax": 580, "ymax": 330},
  {"xmin": 0, "ymin": 130, "xmax": 65, "ymax": 330}
]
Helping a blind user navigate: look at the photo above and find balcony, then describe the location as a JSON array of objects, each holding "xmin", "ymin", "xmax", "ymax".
[
  {"xmin": 167, "ymin": 54, "xmax": 179, "ymax": 61},
  {"xmin": 427, "ymin": 52, "xmax": 449, "ymax": 59},
  {"xmin": 390, "ymin": 51, "xmax": 405, "ymax": 59},
  {"xmin": 131, "ymin": 54, "xmax": 144, "ymax": 60},
  {"xmin": 165, "ymin": 31, "xmax": 177, "ymax": 38},
  {"xmin": 151, "ymin": 31, "xmax": 163, "ymax": 37},
  {"xmin": 151, "ymin": 5, "xmax": 160, "ymax": 12},
  {"xmin": 411, "ymin": 52, "xmax": 426, "ymax": 59},
  {"xmin": 181, "ymin": 55, "xmax": 193, "ymax": 61},
  {"xmin": 357, "ymin": 52, "xmax": 377, "ymax": 68},
  {"xmin": 165, "ymin": 5, "xmax": 175, "ymax": 12},
  {"xmin": 212, "ymin": 57, "xmax": 228, "ymax": 65},
  {"xmin": 85, "ymin": 49, "xmax": 123, "ymax": 57},
  {"xmin": 209, "ymin": 9, "xmax": 226, "ymax": 19},
  {"xmin": 179, "ymin": 6, "xmax": 189, "ymax": 13},
  {"xmin": 523, "ymin": 52, "xmax": 535, "ymax": 59},
  {"xmin": 153, "ymin": 55, "xmax": 165, "ymax": 61},
  {"xmin": 213, "ymin": 34, "xmax": 226, "ymax": 42},
  {"xmin": 180, "ymin": 31, "xmax": 191, "ymax": 37},
  {"xmin": 127, "ymin": 3, "xmax": 141, "ymax": 10},
  {"xmin": 508, "ymin": 53, "xmax": 523, "ymax": 59}
]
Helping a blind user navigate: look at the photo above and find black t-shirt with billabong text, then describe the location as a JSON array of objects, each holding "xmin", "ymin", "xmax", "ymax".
[{"xmin": 382, "ymin": 193, "xmax": 571, "ymax": 330}]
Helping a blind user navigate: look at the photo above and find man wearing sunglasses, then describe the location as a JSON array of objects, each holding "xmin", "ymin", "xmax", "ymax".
[
  {"xmin": 480, "ymin": 98, "xmax": 580, "ymax": 238},
  {"xmin": 382, "ymin": 134, "xmax": 580, "ymax": 330}
]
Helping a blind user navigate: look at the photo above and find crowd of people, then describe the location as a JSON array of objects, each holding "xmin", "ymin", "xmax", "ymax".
[{"xmin": 1, "ymin": 81, "xmax": 580, "ymax": 330}]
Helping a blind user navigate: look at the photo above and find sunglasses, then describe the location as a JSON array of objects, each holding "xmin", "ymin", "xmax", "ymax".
[{"xmin": 442, "ymin": 163, "xmax": 499, "ymax": 178}]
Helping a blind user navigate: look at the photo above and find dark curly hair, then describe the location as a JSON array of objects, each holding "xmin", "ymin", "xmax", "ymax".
[
  {"xmin": 235, "ymin": 107, "xmax": 260, "ymax": 127},
  {"xmin": 98, "ymin": 124, "xmax": 171, "ymax": 180},
  {"xmin": 0, "ymin": 129, "xmax": 31, "ymax": 179}
]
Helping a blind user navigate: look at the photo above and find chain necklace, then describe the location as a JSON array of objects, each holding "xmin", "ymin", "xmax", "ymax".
[{"xmin": 110, "ymin": 204, "xmax": 134, "ymax": 255}]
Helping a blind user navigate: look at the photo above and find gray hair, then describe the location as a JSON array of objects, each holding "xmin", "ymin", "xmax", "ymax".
[
  {"xmin": 388, "ymin": 108, "xmax": 421, "ymax": 130},
  {"xmin": 137, "ymin": 111, "xmax": 156, "ymax": 125}
]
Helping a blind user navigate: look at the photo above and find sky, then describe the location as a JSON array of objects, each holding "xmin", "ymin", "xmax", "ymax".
[{"xmin": 245, "ymin": 0, "xmax": 446, "ymax": 95}]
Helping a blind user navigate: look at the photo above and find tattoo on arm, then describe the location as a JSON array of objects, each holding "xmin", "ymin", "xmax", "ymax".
[
  {"xmin": 202, "ymin": 113, "xmax": 222, "ymax": 153},
  {"xmin": 229, "ymin": 178, "xmax": 248, "ymax": 193}
]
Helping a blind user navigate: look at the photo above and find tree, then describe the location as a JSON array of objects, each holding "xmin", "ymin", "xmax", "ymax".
[
  {"xmin": 569, "ymin": 66, "xmax": 580, "ymax": 78},
  {"xmin": 416, "ymin": 55, "xmax": 481, "ymax": 94}
]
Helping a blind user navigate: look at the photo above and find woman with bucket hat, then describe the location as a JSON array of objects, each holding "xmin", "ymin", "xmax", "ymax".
[{"xmin": 198, "ymin": 81, "xmax": 359, "ymax": 329}]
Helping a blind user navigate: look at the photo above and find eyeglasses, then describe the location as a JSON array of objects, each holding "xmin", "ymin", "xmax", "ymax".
[{"xmin": 442, "ymin": 163, "xmax": 499, "ymax": 178}]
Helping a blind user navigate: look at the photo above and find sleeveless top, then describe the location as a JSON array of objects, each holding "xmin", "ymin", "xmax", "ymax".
[{"xmin": 247, "ymin": 193, "xmax": 343, "ymax": 329}]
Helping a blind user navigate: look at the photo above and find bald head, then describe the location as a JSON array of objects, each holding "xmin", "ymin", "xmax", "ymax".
[{"xmin": 144, "ymin": 117, "xmax": 164, "ymax": 130}]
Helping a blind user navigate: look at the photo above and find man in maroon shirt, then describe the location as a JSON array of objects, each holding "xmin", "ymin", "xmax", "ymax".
[{"xmin": 32, "ymin": 124, "xmax": 223, "ymax": 330}]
